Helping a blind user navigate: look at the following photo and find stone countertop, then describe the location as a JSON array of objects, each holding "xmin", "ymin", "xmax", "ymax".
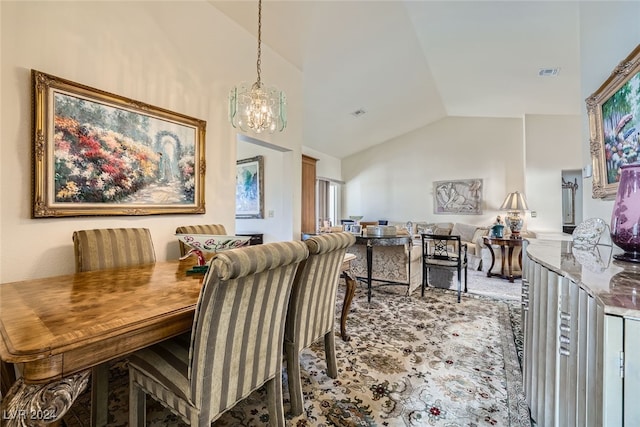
[{"xmin": 526, "ymin": 238, "xmax": 640, "ymax": 319}]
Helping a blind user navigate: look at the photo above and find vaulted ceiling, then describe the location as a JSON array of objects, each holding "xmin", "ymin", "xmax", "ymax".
[{"xmin": 210, "ymin": 1, "xmax": 581, "ymax": 159}]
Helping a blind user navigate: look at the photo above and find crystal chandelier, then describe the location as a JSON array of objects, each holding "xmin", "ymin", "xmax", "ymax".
[{"xmin": 229, "ymin": 0, "xmax": 286, "ymax": 134}]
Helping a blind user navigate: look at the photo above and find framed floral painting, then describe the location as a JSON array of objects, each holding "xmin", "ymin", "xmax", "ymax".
[
  {"xmin": 587, "ymin": 44, "xmax": 640, "ymax": 199},
  {"xmin": 31, "ymin": 70, "xmax": 206, "ymax": 217}
]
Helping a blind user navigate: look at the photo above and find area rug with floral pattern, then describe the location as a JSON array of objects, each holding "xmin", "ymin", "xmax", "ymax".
[{"xmin": 63, "ymin": 284, "xmax": 530, "ymax": 427}]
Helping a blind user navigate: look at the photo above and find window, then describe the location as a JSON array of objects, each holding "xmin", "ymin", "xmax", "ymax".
[{"xmin": 317, "ymin": 178, "xmax": 342, "ymax": 227}]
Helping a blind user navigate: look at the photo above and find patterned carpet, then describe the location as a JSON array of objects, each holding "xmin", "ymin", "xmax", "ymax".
[
  {"xmin": 435, "ymin": 267, "xmax": 522, "ymax": 302},
  {"xmin": 64, "ymin": 277, "xmax": 530, "ymax": 427}
]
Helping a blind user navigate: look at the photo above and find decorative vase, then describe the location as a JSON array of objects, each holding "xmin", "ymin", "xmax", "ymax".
[
  {"xmin": 491, "ymin": 224, "xmax": 505, "ymax": 238},
  {"xmin": 611, "ymin": 163, "xmax": 640, "ymax": 263}
]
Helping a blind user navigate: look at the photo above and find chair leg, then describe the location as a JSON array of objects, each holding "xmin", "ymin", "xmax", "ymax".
[
  {"xmin": 464, "ymin": 265, "xmax": 468, "ymax": 293},
  {"xmin": 421, "ymin": 265, "xmax": 427, "ymax": 297},
  {"xmin": 324, "ymin": 331, "xmax": 337, "ymax": 379},
  {"xmin": 91, "ymin": 364, "xmax": 109, "ymax": 427},
  {"xmin": 266, "ymin": 373, "xmax": 286, "ymax": 426},
  {"xmin": 457, "ymin": 266, "xmax": 462, "ymax": 303},
  {"xmin": 128, "ymin": 374, "xmax": 146, "ymax": 427},
  {"xmin": 285, "ymin": 341, "xmax": 304, "ymax": 416}
]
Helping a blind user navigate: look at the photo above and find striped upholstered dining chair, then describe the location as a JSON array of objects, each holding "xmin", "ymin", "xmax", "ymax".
[
  {"xmin": 175, "ymin": 224, "xmax": 228, "ymax": 256},
  {"xmin": 72, "ymin": 227, "xmax": 156, "ymax": 425},
  {"xmin": 73, "ymin": 228, "xmax": 156, "ymax": 273},
  {"xmin": 127, "ymin": 240, "xmax": 309, "ymax": 427},
  {"xmin": 285, "ymin": 232, "xmax": 356, "ymax": 415}
]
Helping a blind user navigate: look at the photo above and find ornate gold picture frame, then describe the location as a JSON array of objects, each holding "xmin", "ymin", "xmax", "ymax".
[
  {"xmin": 31, "ymin": 70, "xmax": 206, "ymax": 217},
  {"xmin": 587, "ymin": 44, "xmax": 640, "ymax": 199}
]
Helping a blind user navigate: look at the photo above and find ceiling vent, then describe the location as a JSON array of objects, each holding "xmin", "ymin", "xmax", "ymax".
[
  {"xmin": 351, "ymin": 109, "xmax": 366, "ymax": 118},
  {"xmin": 538, "ymin": 68, "xmax": 560, "ymax": 77}
]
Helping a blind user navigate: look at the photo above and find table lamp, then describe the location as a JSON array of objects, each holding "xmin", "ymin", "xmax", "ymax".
[{"xmin": 500, "ymin": 191, "xmax": 529, "ymax": 238}]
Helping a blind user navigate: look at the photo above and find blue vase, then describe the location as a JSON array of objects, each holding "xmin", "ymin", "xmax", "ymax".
[{"xmin": 491, "ymin": 224, "xmax": 505, "ymax": 238}]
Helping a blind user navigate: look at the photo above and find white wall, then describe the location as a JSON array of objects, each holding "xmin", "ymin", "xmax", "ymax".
[
  {"xmin": 580, "ymin": 2, "xmax": 640, "ymax": 223},
  {"xmin": 0, "ymin": 1, "xmax": 303, "ymax": 282},
  {"xmin": 303, "ymin": 147, "xmax": 342, "ymax": 182},
  {"xmin": 341, "ymin": 116, "xmax": 525, "ymax": 226},
  {"xmin": 235, "ymin": 142, "xmax": 292, "ymax": 243},
  {"xmin": 524, "ymin": 114, "xmax": 582, "ymax": 233},
  {"xmin": 341, "ymin": 114, "xmax": 584, "ymax": 232}
]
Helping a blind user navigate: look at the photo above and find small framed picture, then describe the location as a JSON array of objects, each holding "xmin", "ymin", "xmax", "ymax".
[{"xmin": 350, "ymin": 225, "xmax": 362, "ymax": 234}]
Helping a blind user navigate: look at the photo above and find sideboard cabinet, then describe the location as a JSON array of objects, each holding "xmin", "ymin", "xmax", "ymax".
[{"xmin": 523, "ymin": 239, "xmax": 640, "ymax": 426}]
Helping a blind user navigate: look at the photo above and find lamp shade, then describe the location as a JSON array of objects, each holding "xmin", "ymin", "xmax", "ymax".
[{"xmin": 500, "ymin": 191, "xmax": 529, "ymax": 211}]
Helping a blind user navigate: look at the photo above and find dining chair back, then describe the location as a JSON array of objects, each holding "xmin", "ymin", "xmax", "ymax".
[
  {"xmin": 72, "ymin": 228, "xmax": 156, "ymax": 273},
  {"xmin": 421, "ymin": 233, "xmax": 468, "ymax": 303},
  {"xmin": 128, "ymin": 240, "xmax": 309, "ymax": 426},
  {"xmin": 175, "ymin": 224, "xmax": 228, "ymax": 256},
  {"xmin": 72, "ymin": 227, "xmax": 156, "ymax": 425},
  {"xmin": 285, "ymin": 232, "xmax": 356, "ymax": 415}
]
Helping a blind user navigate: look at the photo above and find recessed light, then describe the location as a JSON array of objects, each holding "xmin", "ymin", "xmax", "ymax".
[
  {"xmin": 538, "ymin": 68, "xmax": 560, "ymax": 77},
  {"xmin": 351, "ymin": 109, "xmax": 366, "ymax": 117}
]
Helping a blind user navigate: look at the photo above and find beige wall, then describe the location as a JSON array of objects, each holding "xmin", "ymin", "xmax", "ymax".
[
  {"xmin": 302, "ymin": 147, "xmax": 342, "ymax": 182},
  {"xmin": 0, "ymin": 1, "xmax": 303, "ymax": 282},
  {"xmin": 340, "ymin": 2, "xmax": 639, "ymax": 235},
  {"xmin": 525, "ymin": 114, "xmax": 582, "ymax": 233},
  {"xmin": 341, "ymin": 116, "xmax": 529, "ymax": 227},
  {"xmin": 2, "ymin": 1, "xmax": 637, "ymax": 283}
]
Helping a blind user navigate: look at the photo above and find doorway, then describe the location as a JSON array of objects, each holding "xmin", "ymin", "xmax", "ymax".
[{"xmin": 561, "ymin": 169, "xmax": 582, "ymax": 234}]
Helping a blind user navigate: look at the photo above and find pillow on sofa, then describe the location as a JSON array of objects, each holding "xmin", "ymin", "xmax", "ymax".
[
  {"xmin": 471, "ymin": 227, "xmax": 489, "ymax": 243},
  {"xmin": 451, "ymin": 223, "xmax": 477, "ymax": 243},
  {"xmin": 434, "ymin": 227, "xmax": 452, "ymax": 235},
  {"xmin": 416, "ymin": 222, "xmax": 436, "ymax": 234}
]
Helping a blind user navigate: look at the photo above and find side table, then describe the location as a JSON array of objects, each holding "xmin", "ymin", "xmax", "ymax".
[{"xmin": 483, "ymin": 236, "xmax": 523, "ymax": 282}]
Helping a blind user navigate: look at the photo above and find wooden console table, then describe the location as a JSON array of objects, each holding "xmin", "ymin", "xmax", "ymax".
[{"xmin": 483, "ymin": 236, "xmax": 523, "ymax": 282}]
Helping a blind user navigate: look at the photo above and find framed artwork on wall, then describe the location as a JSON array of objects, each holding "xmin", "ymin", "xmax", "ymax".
[
  {"xmin": 433, "ymin": 178, "xmax": 483, "ymax": 215},
  {"xmin": 236, "ymin": 155, "xmax": 264, "ymax": 219},
  {"xmin": 587, "ymin": 44, "xmax": 640, "ymax": 199},
  {"xmin": 31, "ymin": 70, "xmax": 206, "ymax": 217}
]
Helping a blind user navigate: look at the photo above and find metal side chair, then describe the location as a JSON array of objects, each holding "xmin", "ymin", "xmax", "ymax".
[
  {"xmin": 72, "ymin": 227, "xmax": 156, "ymax": 426},
  {"xmin": 285, "ymin": 232, "xmax": 356, "ymax": 416},
  {"xmin": 421, "ymin": 233, "xmax": 468, "ymax": 303},
  {"xmin": 175, "ymin": 224, "xmax": 228, "ymax": 256},
  {"xmin": 128, "ymin": 241, "xmax": 309, "ymax": 427}
]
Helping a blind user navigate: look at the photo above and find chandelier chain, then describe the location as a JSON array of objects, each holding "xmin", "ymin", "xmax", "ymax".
[
  {"xmin": 229, "ymin": 0, "xmax": 286, "ymax": 134},
  {"xmin": 256, "ymin": 0, "xmax": 262, "ymax": 86}
]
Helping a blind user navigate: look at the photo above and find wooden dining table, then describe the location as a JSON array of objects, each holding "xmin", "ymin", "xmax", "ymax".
[{"xmin": 0, "ymin": 255, "xmax": 357, "ymax": 426}]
